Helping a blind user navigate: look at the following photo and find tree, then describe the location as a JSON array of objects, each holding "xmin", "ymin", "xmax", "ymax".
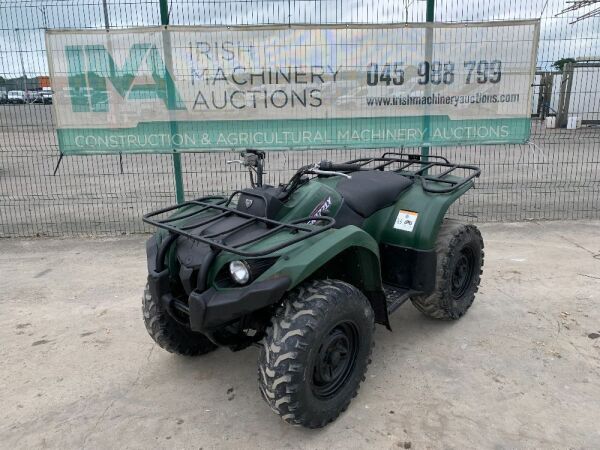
[{"xmin": 553, "ymin": 57, "xmax": 576, "ymax": 72}]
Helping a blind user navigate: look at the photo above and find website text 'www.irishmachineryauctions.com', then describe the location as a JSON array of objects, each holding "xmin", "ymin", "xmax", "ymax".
[{"xmin": 366, "ymin": 92, "xmax": 520, "ymax": 107}]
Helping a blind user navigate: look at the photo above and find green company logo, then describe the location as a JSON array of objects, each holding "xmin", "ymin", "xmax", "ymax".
[{"xmin": 65, "ymin": 43, "xmax": 185, "ymax": 112}]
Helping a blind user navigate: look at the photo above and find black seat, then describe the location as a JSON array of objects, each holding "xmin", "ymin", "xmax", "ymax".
[{"xmin": 335, "ymin": 171, "xmax": 414, "ymax": 217}]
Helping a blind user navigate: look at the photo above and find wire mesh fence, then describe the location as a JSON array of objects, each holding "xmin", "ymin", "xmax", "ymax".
[{"xmin": 0, "ymin": 0, "xmax": 599, "ymax": 236}]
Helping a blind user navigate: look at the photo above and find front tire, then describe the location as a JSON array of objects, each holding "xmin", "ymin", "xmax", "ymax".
[
  {"xmin": 142, "ymin": 284, "xmax": 217, "ymax": 356},
  {"xmin": 258, "ymin": 279, "xmax": 374, "ymax": 428},
  {"xmin": 411, "ymin": 220, "xmax": 484, "ymax": 320}
]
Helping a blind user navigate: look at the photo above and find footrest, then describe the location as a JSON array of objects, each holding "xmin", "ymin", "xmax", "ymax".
[{"xmin": 384, "ymin": 284, "xmax": 417, "ymax": 314}]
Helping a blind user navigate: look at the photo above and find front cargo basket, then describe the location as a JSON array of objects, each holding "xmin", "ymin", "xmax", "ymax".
[{"xmin": 143, "ymin": 191, "xmax": 335, "ymax": 257}]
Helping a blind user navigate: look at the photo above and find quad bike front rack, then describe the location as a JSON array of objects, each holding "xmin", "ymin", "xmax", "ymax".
[
  {"xmin": 143, "ymin": 190, "xmax": 335, "ymax": 258},
  {"xmin": 344, "ymin": 153, "xmax": 481, "ymax": 194}
]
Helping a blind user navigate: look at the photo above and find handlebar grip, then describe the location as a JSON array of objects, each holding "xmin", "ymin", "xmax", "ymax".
[{"xmin": 319, "ymin": 161, "xmax": 362, "ymax": 172}]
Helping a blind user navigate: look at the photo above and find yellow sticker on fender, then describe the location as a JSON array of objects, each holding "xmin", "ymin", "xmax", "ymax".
[{"xmin": 394, "ymin": 210, "xmax": 418, "ymax": 232}]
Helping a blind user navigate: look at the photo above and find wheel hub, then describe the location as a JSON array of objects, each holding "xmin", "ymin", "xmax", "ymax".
[
  {"xmin": 451, "ymin": 247, "xmax": 475, "ymax": 298},
  {"xmin": 312, "ymin": 322, "xmax": 359, "ymax": 399}
]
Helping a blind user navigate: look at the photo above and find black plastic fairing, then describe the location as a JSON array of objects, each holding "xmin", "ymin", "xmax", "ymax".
[
  {"xmin": 332, "ymin": 201, "xmax": 364, "ymax": 228},
  {"xmin": 379, "ymin": 243, "xmax": 437, "ymax": 294},
  {"xmin": 236, "ymin": 186, "xmax": 284, "ymax": 219},
  {"xmin": 188, "ymin": 276, "xmax": 291, "ymax": 331}
]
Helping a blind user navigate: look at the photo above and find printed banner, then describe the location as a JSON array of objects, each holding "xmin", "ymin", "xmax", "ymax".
[{"xmin": 46, "ymin": 21, "xmax": 540, "ymax": 154}]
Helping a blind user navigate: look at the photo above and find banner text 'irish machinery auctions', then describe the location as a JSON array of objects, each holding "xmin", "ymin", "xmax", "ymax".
[{"xmin": 46, "ymin": 21, "xmax": 539, "ymax": 154}]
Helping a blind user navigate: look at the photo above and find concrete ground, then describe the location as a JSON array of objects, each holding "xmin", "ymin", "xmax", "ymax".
[{"xmin": 1, "ymin": 221, "xmax": 599, "ymax": 449}]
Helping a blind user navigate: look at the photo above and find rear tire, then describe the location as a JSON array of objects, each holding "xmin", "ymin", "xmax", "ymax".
[
  {"xmin": 258, "ymin": 279, "xmax": 374, "ymax": 428},
  {"xmin": 411, "ymin": 220, "xmax": 484, "ymax": 320},
  {"xmin": 142, "ymin": 284, "xmax": 217, "ymax": 356}
]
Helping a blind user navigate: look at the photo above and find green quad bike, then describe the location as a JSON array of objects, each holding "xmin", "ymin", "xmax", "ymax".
[{"xmin": 142, "ymin": 150, "xmax": 484, "ymax": 428}]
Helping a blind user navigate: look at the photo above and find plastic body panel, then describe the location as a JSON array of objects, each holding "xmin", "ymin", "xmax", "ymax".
[
  {"xmin": 144, "ymin": 168, "xmax": 475, "ymax": 330},
  {"xmin": 362, "ymin": 177, "xmax": 474, "ymax": 250}
]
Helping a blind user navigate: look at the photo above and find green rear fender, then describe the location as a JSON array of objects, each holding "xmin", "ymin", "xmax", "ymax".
[{"xmin": 364, "ymin": 179, "xmax": 474, "ymax": 250}]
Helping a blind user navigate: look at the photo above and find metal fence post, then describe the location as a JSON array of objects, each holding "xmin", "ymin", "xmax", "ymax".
[
  {"xmin": 102, "ymin": 0, "xmax": 110, "ymax": 31},
  {"xmin": 159, "ymin": 0, "xmax": 185, "ymax": 204},
  {"xmin": 557, "ymin": 62, "xmax": 575, "ymax": 128},
  {"xmin": 420, "ymin": 0, "xmax": 435, "ymax": 165},
  {"xmin": 14, "ymin": 29, "xmax": 28, "ymax": 93}
]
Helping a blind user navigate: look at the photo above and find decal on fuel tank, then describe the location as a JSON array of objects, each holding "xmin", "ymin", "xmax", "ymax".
[{"xmin": 308, "ymin": 196, "xmax": 332, "ymax": 225}]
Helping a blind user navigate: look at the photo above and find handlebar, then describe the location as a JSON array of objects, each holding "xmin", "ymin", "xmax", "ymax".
[
  {"xmin": 317, "ymin": 161, "xmax": 363, "ymax": 172},
  {"xmin": 227, "ymin": 149, "xmax": 266, "ymax": 187},
  {"xmin": 289, "ymin": 161, "xmax": 363, "ymax": 180},
  {"xmin": 310, "ymin": 168, "xmax": 352, "ymax": 179}
]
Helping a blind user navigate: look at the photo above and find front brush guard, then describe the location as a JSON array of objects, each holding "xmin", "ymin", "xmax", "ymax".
[{"xmin": 148, "ymin": 268, "xmax": 290, "ymax": 332}]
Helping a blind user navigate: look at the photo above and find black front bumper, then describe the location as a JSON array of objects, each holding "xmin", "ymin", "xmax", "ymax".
[{"xmin": 148, "ymin": 269, "xmax": 290, "ymax": 332}]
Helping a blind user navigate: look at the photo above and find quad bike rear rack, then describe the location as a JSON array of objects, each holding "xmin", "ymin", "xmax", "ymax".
[
  {"xmin": 143, "ymin": 190, "xmax": 335, "ymax": 258},
  {"xmin": 344, "ymin": 153, "xmax": 480, "ymax": 194}
]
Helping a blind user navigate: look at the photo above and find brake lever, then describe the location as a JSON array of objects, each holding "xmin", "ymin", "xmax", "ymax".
[{"xmin": 310, "ymin": 167, "xmax": 352, "ymax": 179}]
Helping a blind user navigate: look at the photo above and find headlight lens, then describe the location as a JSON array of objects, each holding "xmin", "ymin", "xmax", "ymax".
[{"xmin": 229, "ymin": 260, "xmax": 250, "ymax": 284}]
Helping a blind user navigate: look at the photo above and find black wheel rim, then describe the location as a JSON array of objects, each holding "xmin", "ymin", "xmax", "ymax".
[
  {"xmin": 451, "ymin": 246, "xmax": 476, "ymax": 299},
  {"xmin": 312, "ymin": 321, "xmax": 359, "ymax": 399}
]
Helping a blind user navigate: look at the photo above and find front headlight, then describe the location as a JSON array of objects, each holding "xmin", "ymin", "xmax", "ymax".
[
  {"xmin": 215, "ymin": 257, "xmax": 279, "ymax": 288},
  {"xmin": 229, "ymin": 260, "xmax": 250, "ymax": 285}
]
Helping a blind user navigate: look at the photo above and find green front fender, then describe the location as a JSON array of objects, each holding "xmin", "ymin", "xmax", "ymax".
[{"xmin": 258, "ymin": 225, "xmax": 383, "ymax": 293}]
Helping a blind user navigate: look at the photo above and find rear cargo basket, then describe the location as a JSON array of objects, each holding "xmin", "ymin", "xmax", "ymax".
[{"xmin": 344, "ymin": 152, "xmax": 481, "ymax": 193}]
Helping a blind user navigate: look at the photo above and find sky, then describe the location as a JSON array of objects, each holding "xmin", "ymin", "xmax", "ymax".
[{"xmin": 0, "ymin": 0, "xmax": 599, "ymax": 79}]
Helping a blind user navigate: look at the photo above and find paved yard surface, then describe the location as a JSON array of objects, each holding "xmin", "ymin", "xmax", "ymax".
[{"xmin": 1, "ymin": 221, "xmax": 599, "ymax": 449}]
